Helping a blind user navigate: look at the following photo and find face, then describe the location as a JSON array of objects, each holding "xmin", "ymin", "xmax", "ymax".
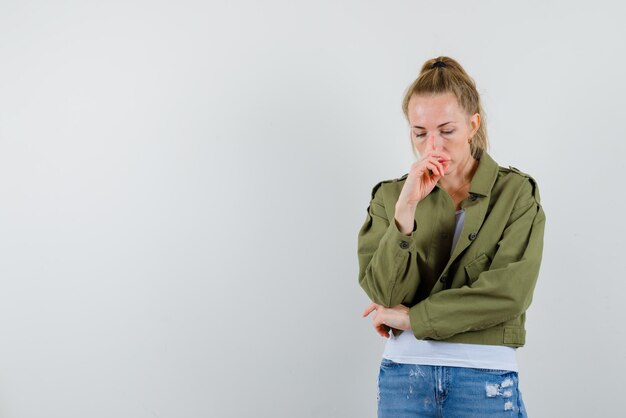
[{"xmin": 407, "ymin": 92, "xmax": 480, "ymax": 176}]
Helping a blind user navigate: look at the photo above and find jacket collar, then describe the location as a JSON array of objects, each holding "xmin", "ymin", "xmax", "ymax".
[{"xmin": 468, "ymin": 151, "xmax": 499, "ymax": 197}]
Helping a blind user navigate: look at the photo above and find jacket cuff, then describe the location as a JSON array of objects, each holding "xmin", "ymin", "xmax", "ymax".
[
  {"xmin": 383, "ymin": 217, "xmax": 417, "ymax": 252},
  {"xmin": 409, "ymin": 301, "xmax": 438, "ymax": 339}
]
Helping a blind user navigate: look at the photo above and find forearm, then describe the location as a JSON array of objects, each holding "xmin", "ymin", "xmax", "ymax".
[
  {"xmin": 359, "ymin": 217, "xmax": 420, "ymax": 307},
  {"xmin": 409, "ymin": 259, "xmax": 541, "ymax": 339},
  {"xmin": 409, "ymin": 200, "xmax": 546, "ymax": 340}
]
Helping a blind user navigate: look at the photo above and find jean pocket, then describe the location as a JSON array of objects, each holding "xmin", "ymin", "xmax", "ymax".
[
  {"xmin": 380, "ymin": 357, "xmax": 401, "ymax": 368},
  {"xmin": 472, "ymin": 368, "xmax": 516, "ymax": 374}
]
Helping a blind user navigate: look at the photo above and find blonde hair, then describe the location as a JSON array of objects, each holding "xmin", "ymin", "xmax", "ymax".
[{"xmin": 402, "ymin": 56, "xmax": 488, "ymax": 160}]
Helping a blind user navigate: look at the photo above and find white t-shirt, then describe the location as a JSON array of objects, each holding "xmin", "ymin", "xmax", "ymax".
[{"xmin": 382, "ymin": 209, "xmax": 518, "ymax": 372}]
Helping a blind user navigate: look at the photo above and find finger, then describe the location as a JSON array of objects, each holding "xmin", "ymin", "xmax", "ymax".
[
  {"xmin": 427, "ymin": 160, "xmax": 443, "ymax": 177},
  {"xmin": 412, "ymin": 155, "xmax": 443, "ymax": 175},
  {"xmin": 428, "ymin": 156, "xmax": 445, "ymax": 176},
  {"xmin": 362, "ymin": 303, "xmax": 378, "ymax": 317},
  {"xmin": 424, "ymin": 161, "xmax": 443, "ymax": 178},
  {"xmin": 375, "ymin": 323, "xmax": 390, "ymax": 338},
  {"xmin": 372, "ymin": 314, "xmax": 388, "ymax": 332},
  {"xmin": 421, "ymin": 150, "xmax": 449, "ymax": 162},
  {"xmin": 430, "ymin": 157, "xmax": 446, "ymax": 176},
  {"xmin": 430, "ymin": 150, "xmax": 451, "ymax": 161}
]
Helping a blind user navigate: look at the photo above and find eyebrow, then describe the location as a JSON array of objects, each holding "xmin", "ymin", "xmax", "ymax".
[{"xmin": 412, "ymin": 121, "xmax": 455, "ymax": 129}]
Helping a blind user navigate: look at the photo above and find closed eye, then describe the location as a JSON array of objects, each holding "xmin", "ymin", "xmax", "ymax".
[{"xmin": 414, "ymin": 130, "xmax": 455, "ymax": 138}]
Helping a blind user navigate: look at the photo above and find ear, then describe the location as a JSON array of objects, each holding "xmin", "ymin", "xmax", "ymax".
[{"xmin": 470, "ymin": 113, "xmax": 481, "ymax": 137}]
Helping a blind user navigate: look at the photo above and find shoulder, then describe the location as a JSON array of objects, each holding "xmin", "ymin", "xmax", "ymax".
[
  {"xmin": 496, "ymin": 164, "xmax": 542, "ymax": 206},
  {"xmin": 369, "ymin": 173, "xmax": 409, "ymax": 201}
]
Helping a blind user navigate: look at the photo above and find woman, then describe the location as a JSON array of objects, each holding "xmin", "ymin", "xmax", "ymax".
[{"xmin": 357, "ymin": 56, "xmax": 545, "ymax": 417}]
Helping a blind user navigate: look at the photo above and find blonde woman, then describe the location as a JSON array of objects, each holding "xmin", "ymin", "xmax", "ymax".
[{"xmin": 358, "ymin": 56, "xmax": 545, "ymax": 417}]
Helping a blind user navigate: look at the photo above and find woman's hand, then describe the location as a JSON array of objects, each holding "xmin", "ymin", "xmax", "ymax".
[
  {"xmin": 362, "ymin": 302, "xmax": 411, "ymax": 338},
  {"xmin": 398, "ymin": 150, "xmax": 451, "ymax": 207}
]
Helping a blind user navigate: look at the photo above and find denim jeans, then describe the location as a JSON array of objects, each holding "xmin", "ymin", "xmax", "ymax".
[{"xmin": 377, "ymin": 358, "xmax": 528, "ymax": 417}]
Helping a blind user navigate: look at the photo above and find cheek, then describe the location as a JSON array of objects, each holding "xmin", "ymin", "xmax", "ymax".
[
  {"xmin": 412, "ymin": 139, "xmax": 426, "ymax": 152},
  {"xmin": 449, "ymin": 135, "xmax": 467, "ymax": 149},
  {"xmin": 441, "ymin": 141, "xmax": 462, "ymax": 158}
]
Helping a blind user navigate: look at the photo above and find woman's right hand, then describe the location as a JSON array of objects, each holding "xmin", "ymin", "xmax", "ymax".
[{"xmin": 397, "ymin": 150, "xmax": 451, "ymax": 207}]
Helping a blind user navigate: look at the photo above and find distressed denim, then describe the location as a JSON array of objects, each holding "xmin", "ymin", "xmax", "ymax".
[{"xmin": 377, "ymin": 358, "xmax": 528, "ymax": 417}]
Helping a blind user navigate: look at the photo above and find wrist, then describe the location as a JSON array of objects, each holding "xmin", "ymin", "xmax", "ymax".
[
  {"xmin": 394, "ymin": 218, "xmax": 417, "ymax": 236},
  {"xmin": 394, "ymin": 204, "xmax": 417, "ymax": 236}
]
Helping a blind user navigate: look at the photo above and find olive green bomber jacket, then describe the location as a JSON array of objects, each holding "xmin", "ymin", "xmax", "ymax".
[{"xmin": 357, "ymin": 152, "xmax": 546, "ymax": 347}]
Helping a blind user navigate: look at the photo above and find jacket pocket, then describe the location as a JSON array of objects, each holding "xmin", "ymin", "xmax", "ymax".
[{"xmin": 464, "ymin": 253, "xmax": 491, "ymax": 285}]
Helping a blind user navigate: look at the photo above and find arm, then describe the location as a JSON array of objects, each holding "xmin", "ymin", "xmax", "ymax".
[
  {"xmin": 409, "ymin": 179, "xmax": 546, "ymax": 340},
  {"xmin": 357, "ymin": 182, "xmax": 422, "ymax": 308}
]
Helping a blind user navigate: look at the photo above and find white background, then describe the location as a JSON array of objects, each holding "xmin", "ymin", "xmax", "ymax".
[{"xmin": 1, "ymin": 1, "xmax": 624, "ymax": 417}]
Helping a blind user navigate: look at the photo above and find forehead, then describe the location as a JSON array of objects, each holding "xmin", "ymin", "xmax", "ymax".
[{"xmin": 407, "ymin": 92, "xmax": 465, "ymax": 125}]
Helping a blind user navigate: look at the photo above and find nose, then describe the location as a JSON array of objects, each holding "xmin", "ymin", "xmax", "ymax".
[{"xmin": 426, "ymin": 133, "xmax": 443, "ymax": 151}]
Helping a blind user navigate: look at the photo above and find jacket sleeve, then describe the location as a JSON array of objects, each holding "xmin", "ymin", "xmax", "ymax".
[
  {"xmin": 357, "ymin": 181, "xmax": 422, "ymax": 308},
  {"xmin": 409, "ymin": 178, "xmax": 546, "ymax": 340}
]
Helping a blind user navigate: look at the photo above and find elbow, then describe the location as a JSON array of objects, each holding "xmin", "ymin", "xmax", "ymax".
[
  {"xmin": 358, "ymin": 279, "xmax": 390, "ymax": 307},
  {"xmin": 359, "ymin": 272, "xmax": 404, "ymax": 308},
  {"xmin": 358, "ymin": 250, "xmax": 418, "ymax": 307}
]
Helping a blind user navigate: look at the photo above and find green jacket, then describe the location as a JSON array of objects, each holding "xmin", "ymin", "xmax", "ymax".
[{"xmin": 357, "ymin": 151, "xmax": 545, "ymax": 347}]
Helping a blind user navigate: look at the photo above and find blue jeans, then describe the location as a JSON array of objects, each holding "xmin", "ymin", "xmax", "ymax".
[{"xmin": 377, "ymin": 358, "xmax": 528, "ymax": 417}]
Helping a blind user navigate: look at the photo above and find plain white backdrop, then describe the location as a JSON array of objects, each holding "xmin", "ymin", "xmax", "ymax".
[{"xmin": 0, "ymin": 1, "xmax": 625, "ymax": 417}]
